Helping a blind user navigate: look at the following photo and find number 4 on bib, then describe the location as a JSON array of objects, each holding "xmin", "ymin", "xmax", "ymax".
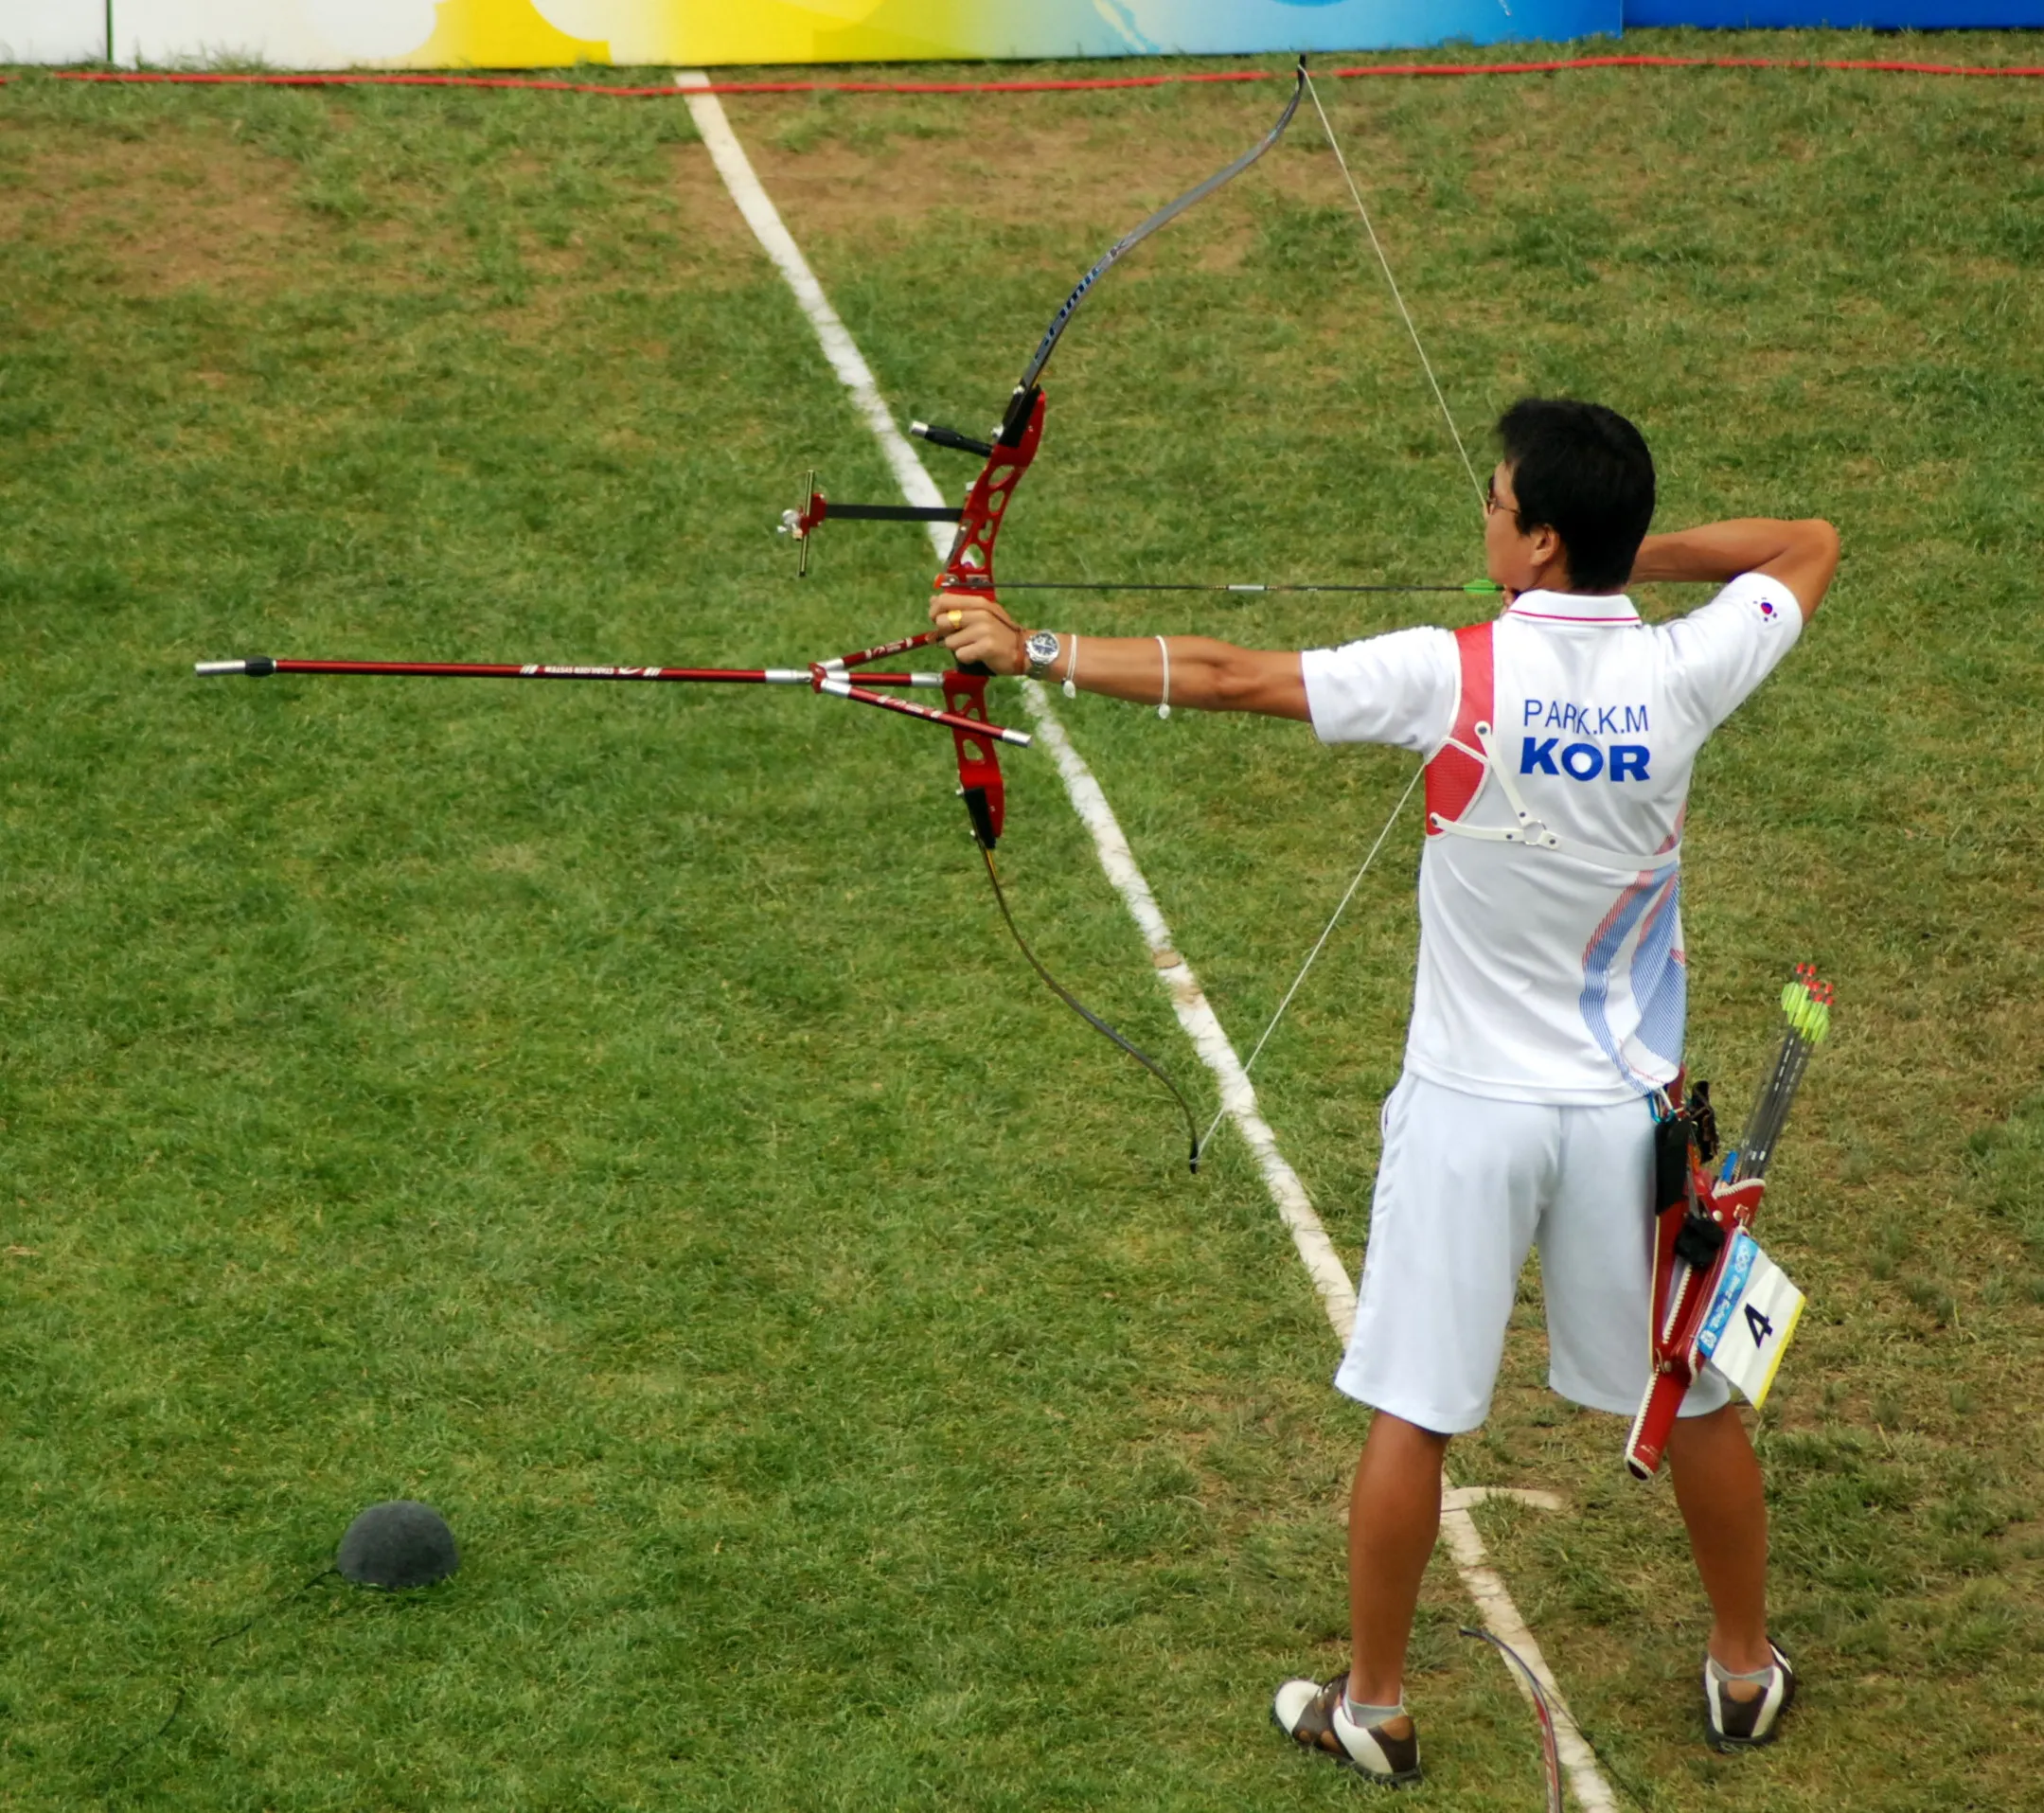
[{"xmin": 1694, "ymin": 1231, "xmax": 1806, "ymax": 1409}]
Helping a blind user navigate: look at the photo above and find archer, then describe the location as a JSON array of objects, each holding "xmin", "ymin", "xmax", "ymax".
[{"xmin": 933, "ymin": 397, "xmax": 1840, "ymax": 1784}]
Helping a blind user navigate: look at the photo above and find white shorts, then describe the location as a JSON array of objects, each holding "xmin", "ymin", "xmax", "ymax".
[{"xmin": 1335, "ymin": 1073, "xmax": 1731, "ymax": 1434}]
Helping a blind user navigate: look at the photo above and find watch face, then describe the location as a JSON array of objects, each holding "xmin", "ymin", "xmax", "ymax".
[{"xmin": 1026, "ymin": 631, "xmax": 1060, "ymax": 670}]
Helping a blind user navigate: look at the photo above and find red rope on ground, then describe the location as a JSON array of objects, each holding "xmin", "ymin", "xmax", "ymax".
[
  {"xmin": 48, "ymin": 68, "xmax": 1267, "ymax": 95},
  {"xmin": 43, "ymin": 55, "xmax": 2044, "ymax": 97},
  {"xmin": 1330, "ymin": 53, "xmax": 2044, "ymax": 78}
]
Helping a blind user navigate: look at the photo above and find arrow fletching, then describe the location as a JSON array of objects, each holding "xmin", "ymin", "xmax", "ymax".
[{"xmin": 1730, "ymin": 965, "xmax": 1835, "ymax": 1184}]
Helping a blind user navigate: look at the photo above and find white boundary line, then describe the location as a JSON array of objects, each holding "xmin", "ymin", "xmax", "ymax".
[{"xmin": 678, "ymin": 75, "xmax": 1614, "ymax": 1811}]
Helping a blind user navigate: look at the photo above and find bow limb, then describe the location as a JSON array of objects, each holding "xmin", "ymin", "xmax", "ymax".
[
  {"xmin": 928, "ymin": 63, "xmax": 1308, "ymax": 846},
  {"xmin": 1014, "ymin": 58, "xmax": 1306, "ymax": 401}
]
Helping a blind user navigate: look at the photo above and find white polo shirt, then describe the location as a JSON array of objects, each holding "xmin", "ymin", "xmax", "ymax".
[{"xmin": 1302, "ymin": 575, "xmax": 1804, "ymax": 1106}]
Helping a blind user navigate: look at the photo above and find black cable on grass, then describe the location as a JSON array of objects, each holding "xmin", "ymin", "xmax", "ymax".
[
  {"xmin": 104, "ymin": 1503, "xmax": 460, "ymax": 1781},
  {"xmin": 99, "ymin": 1568, "xmax": 342, "ymax": 1781}
]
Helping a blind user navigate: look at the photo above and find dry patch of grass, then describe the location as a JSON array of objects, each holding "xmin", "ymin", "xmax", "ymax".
[{"xmin": 0, "ymin": 119, "xmax": 318, "ymax": 296}]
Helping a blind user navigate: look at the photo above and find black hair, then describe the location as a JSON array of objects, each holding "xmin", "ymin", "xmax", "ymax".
[{"xmin": 1495, "ymin": 399, "xmax": 1655, "ymax": 593}]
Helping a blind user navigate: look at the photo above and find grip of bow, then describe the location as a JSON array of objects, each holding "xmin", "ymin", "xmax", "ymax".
[{"xmin": 935, "ymin": 386, "xmax": 1048, "ymax": 849}]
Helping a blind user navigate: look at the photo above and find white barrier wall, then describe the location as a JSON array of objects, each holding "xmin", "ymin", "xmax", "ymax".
[
  {"xmin": 108, "ymin": 0, "xmax": 439, "ymax": 68},
  {"xmin": 2, "ymin": 0, "xmax": 107, "ymax": 61}
]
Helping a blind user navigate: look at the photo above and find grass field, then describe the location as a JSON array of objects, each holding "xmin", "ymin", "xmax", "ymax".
[{"xmin": 3, "ymin": 28, "xmax": 2043, "ymax": 1811}]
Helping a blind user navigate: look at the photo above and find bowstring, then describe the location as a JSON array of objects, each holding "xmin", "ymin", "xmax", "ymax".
[
  {"xmin": 1304, "ymin": 68, "xmax": 1488, "ymax": 515},
  {"xmin": 1198, "ymin": 762, "xmax": 1423, "ymax": 1155},
  {"xmin": 1200, "ymin": 73, "xmax": 1484, "ymax": 1159}
]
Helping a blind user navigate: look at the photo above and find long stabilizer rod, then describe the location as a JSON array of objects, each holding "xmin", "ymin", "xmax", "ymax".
[
  {"xmin": 195, "ymin": 655, "xmax": 940, "ymax": 686},
  {"xmin": 193, "ymin": 655, "xmax": 1030, "ymax": 747}
]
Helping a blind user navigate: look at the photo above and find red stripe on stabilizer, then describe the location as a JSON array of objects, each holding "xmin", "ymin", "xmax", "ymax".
[
  {"xmin": 46, "ymin": 58, "xmax": 2044, "ymax": 99},
  {"xmin": 1423, "ymin": 621, "xmax": 1494, "ymax": 836}
]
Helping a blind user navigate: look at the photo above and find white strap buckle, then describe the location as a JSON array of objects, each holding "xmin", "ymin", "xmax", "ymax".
[{"xmin": 1431, "ymin": 719, "xmax": 1680, "ymax": 877}]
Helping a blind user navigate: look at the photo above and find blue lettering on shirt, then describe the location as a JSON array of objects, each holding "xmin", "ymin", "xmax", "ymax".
[
  {"xmin": 1521, "ymin": 737, "xmax": 1653, "ymax": 781},
  {"xmin": 1515, "ymin": 702, "xmax": 1653, "ymax": 781},
  {"xmin": 1525, "ymin": 697, "xmax": 1649, "ymax": 734}
]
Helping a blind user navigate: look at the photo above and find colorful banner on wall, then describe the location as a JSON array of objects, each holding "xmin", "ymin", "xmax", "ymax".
[{"xmin": 106, "ymin": 2, "xmax": 1619, "ymax": 71}]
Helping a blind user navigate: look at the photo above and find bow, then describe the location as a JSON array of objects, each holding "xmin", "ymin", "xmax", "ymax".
[
  {"xmin": 781, "ymin": 59, "xmax": 1307, "ymax": 834},
  {"xmin": 198, "ymin": 63, "xmax": 1332, "ymax": 1174},
  {"xmin": 779, "ymin": 59, "xmax": 1310, "ymax": 1171}
]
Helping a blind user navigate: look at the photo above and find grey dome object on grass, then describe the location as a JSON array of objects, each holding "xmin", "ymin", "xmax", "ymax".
[{"xmin": 337, "ymin": 1501, "xmax": 459, "ymax": 1589}]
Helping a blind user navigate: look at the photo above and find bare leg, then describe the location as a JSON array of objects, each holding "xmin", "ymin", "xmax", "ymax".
[
  {"xmin": 1345, "ymin": 1411, "xmax": 1452, "ymax": 1715},
  {"xmin": 1665, "ymin": 1403, "xmax": 1771, "ymax": 1682}
]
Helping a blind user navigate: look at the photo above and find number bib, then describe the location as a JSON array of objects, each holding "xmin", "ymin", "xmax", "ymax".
[{"xmin": 1694, "ymin": 1231, "xmax": 1806, "ymax": 1409}]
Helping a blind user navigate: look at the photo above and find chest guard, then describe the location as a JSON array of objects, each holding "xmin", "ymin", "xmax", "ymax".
[{"xmin": 1423, "ymin": 620, "xmax": 1681, "ymax": 879}]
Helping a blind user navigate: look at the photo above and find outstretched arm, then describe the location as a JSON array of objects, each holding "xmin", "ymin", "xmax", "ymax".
[
  {"xmin": 1630, "ymin": 518, "xmax": 1840, "ymax": 623},
  {"xmin": 932, "ymin": 597, "xmax": 1311, "ymax": 720}
]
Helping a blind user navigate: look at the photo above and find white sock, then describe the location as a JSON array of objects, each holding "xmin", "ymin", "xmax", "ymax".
[
  {"xmin": 1707, "ymin": 1655, "xmax": 1776, "ymax": 1691},
  {"xmin": 1343, "ymin": 1695, "xmax": 1406, "ymax": 1728}
]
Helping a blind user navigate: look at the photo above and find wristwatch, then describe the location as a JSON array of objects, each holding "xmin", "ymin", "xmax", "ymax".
[{"xmin": 1022, "ymin": 629, "xmax": 1062, "ymax": 676}]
